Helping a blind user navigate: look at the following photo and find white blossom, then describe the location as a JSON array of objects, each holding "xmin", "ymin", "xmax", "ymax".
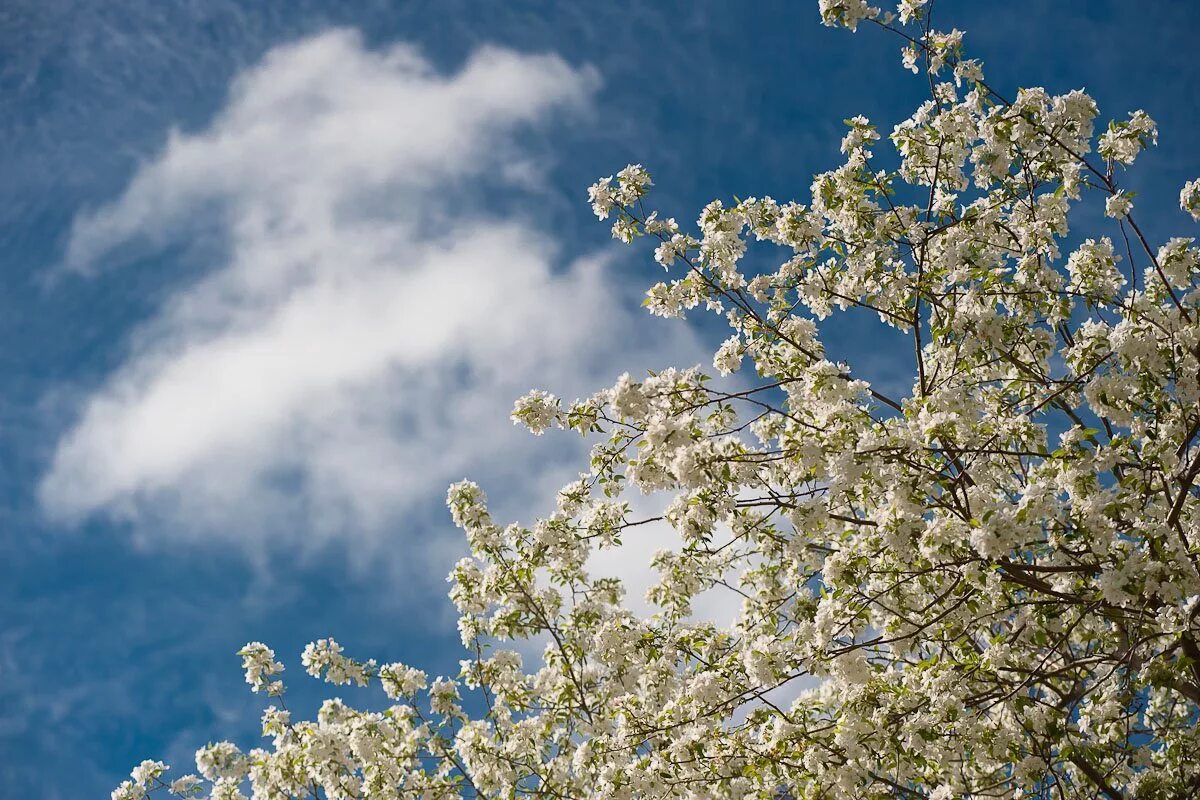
[
  {"xmin": 237, "ymin": 642, "xmax": 284, "ymax": 695},
  {"xmin": 1180, "ymin": 177, "xmax": 1200, "ymax": 221},
  {"xmin": 1105, "ymin": 190, "xmax": 1133, "ymax": 219},
  {"xmin": 511, "ymin": 389, "xmax": 560, "ymax": 435}
]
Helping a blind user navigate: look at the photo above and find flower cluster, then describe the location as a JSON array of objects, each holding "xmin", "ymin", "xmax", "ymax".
[
  {"xmin": 301, "ymin": 638, "xmax": 377, "ymax": 687},
  {"xmin": 587, "ymin": 164, "xmax": 652, "ymax": 221},
  {"xmin": 1181, "ymin": 177, "xmax": 1200, "ymax": 222},
  {"xmin": 238, "ymin": 642, "xmax": 284, "ymax": 695},
  {"xmin": 115, "ymin": 3, "xmax": 1200, "ymax": 799}
]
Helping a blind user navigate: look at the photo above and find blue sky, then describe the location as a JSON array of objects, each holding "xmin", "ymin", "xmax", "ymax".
[{"xmin": 2, "ymin": 1, "xmax": 1198, "ymax": 794}]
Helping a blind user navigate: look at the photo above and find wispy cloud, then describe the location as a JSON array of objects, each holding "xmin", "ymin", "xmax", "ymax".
[{"xmin": 40, "ymin": 29, "xmax": 701, "ymax": 571}]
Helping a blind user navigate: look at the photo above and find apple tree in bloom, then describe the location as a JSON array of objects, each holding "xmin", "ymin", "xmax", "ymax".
[{"xmin": 115, "ymin": 2, "xmax": 1200, "ymax": 799}]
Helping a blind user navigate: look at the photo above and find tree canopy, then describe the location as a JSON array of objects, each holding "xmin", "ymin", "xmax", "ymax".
[{"xmin": 115, "ymin": 2, "xmax": 1200, "ymax": 798}]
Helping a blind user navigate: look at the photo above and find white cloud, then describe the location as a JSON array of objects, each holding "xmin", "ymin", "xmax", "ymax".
[{"xmin": 40, "ymin": 29, "xmax": 702, "ymax": 574}]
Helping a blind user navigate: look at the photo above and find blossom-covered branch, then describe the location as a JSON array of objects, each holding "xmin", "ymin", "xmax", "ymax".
[{"xmin": 114, "ymin": 2, "xmax": 1200, "ymax": 799}]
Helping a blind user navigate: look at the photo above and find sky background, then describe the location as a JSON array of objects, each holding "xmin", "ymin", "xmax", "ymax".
[{"xmin": 2, "ymin": 1, "xmax": 1199, "ymax": 795}]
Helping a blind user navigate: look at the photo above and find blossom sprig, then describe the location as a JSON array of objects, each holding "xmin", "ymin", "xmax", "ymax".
[
  {"xmin": 1098, "ymin": 109, "xmax": 1159, "ymax": 166},
  {"xmin": 300, "ymin": 638, "xmax": 376, "ymax": 687},
  {"xmin": 1105, "ymin": 190, "xmax": 1134, "ymax": 219},
  {"xmin": 586, "ymin": 163, "xmax": 652, "ymax": 221},
  {"xmin": 1180, "ymin": 177, "xmax": 1200, "ymax": 222},
  {"xmin": 510, "ymin": 389, "xmax": 561, "ymax": 435},
  {"xmin": 238, "ymin": 642, "xmax": 285, "ymax": 696}
]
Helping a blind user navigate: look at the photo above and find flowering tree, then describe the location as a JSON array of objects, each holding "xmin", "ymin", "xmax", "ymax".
[{"xmin": 115, "ymin": 2, "xmax": 1200, "ymax": 799}]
